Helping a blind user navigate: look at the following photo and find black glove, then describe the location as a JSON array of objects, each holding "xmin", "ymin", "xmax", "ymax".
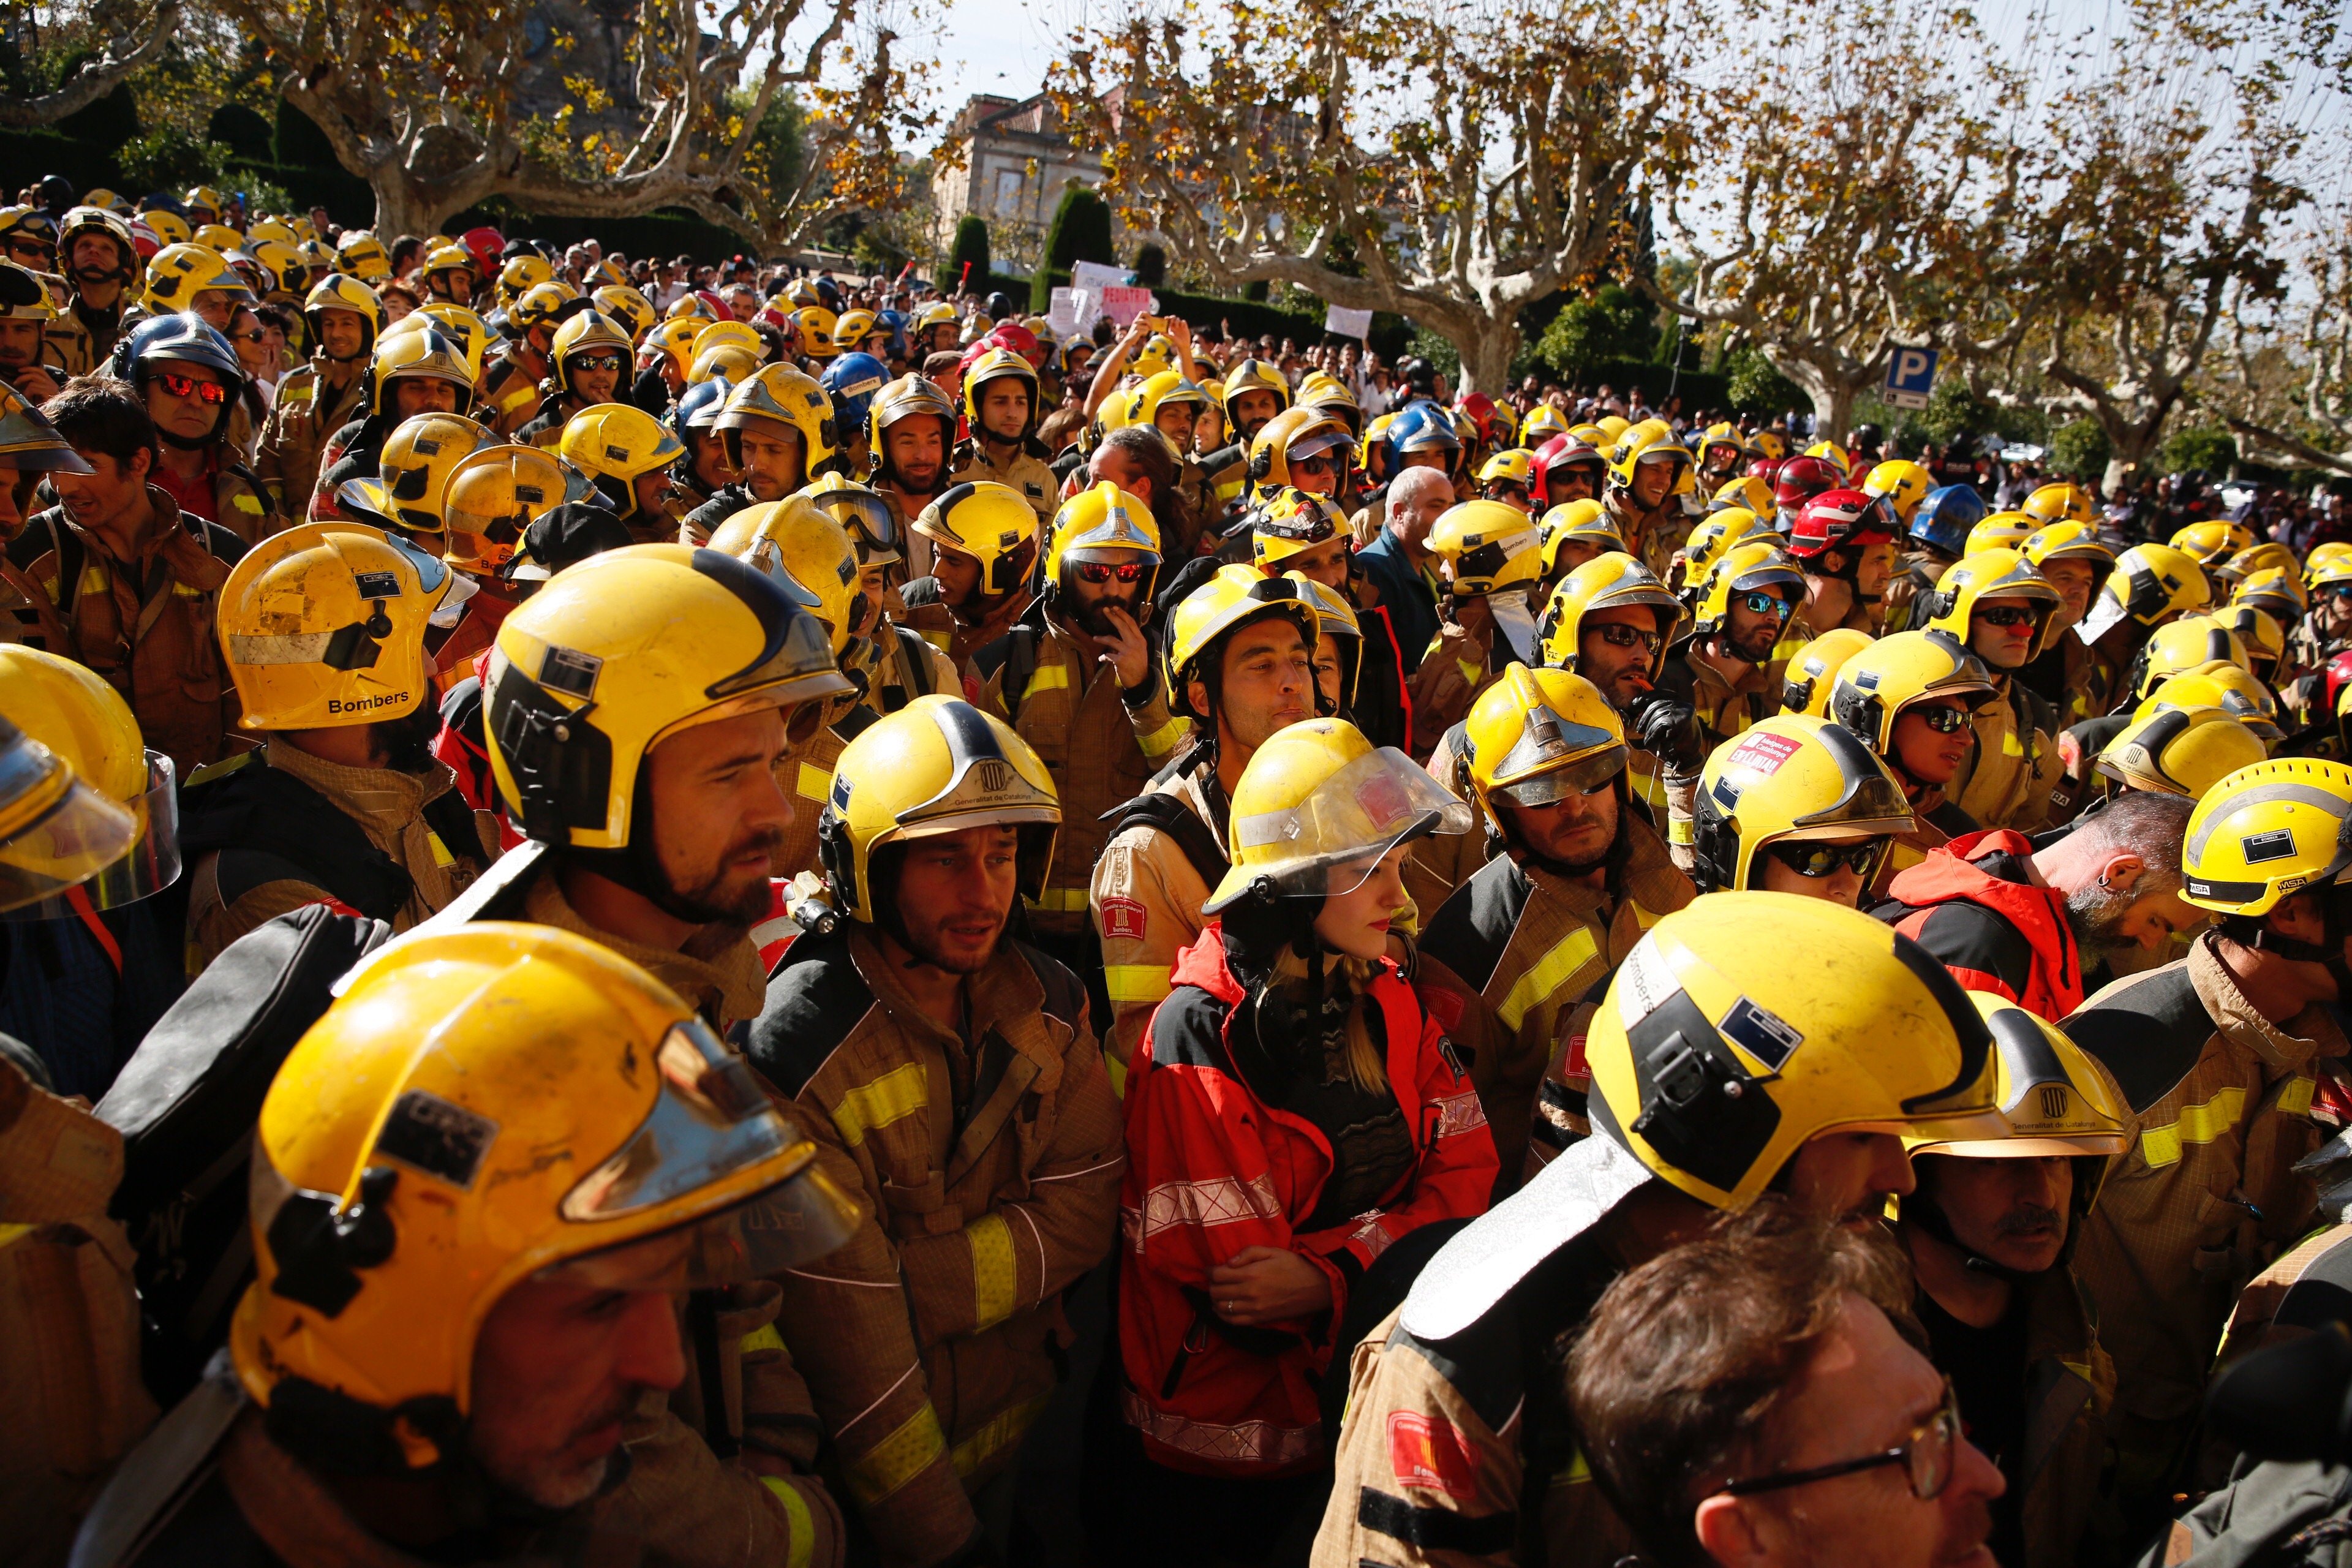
[{"xmin": 1629, "ymin": 693, "xmax": 1706, "ymax": 774}]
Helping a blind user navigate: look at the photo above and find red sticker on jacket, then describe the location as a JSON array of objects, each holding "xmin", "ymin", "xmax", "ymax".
[
  {"xmin": 1725, "ymin": 731, "xmax": 1801, "ymax": 775},
  {"xmin": 1099, "ymin": 895, "xmax": 1148, "ymax": 942},
  {"xmin": 1562, "ymin": 1033, "xmax": 1590, "ymax": 1085},
  {"xmin": 1420, "ymin": 984, "xmax": 1466, "ymax": 1033},
  {"xmin": 1389, "ymin": 1412, "xmax": 1476, "ymax": 1498}
]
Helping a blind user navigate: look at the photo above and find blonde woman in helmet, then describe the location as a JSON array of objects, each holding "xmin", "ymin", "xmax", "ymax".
[
  {"xmin": 971, "ymin": 481, "xmax": 1184, "ymax": 968},
  {"xmin": 183, "ymin": 522, "xmax": 489, "ymax": 972},
  {"xmin": 1414, "ymin": 665, "xmax": 1694, "ymax": 1178},
  {"xmin": 1092, "ymin": 565, "xmax": 1325, "ymax": 1077},
  {"xmin": 742, "ymin": 696, "xmax": 1125, "ymax": 1567},
  {"xmin": 79, "ymin": 922, "xmax": 858, "ymax": 1568},
  {"xmin": 2065, "ymin": 757, "xmax": 2352, "ymax": 1540},
  {"xmin": 1894, "ymin": 995, "xmax": 2127, "ymax": 1568},
  {"xmin": 1321, "ymin": 894, "xmax": 2008, "ymax": 1568},
  {"xmin": 1115, "ymin": 717, "xmax": 1492, "ymax": 1564}
]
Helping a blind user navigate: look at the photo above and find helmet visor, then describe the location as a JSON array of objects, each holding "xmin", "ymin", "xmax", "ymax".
[
  {"xmin": 1288, "ymin": 428, "xmax": 1352, "ymax": 465},
  {"xmin": 812, "ymin": 488, "xmax": 902, "ymax": 564},
  {"xmin": 1211, "ymin": 746, "xmax": 1473, "ymax": 911},
  {"xmin": 1490, "ymin": 743, "xmax": 1627, "ymax": 809},
  {"xmin": 4, "ymin": 750, "xmax": 180, "ymax": 919},
  {"xmin": 541, "ymin": 1164, "xmax": 862, "ymax": 1289},
  {"xmin": 0, "ymin": 728, "xmax": 140, "ymax": 914}
]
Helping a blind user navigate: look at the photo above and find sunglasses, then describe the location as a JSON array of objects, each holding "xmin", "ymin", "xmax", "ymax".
[
  {"xmin": 1975, "ymin": 603, "xmax": 2041, "ymax": 627},
  {"xmin": 1739, "ymin": 590, "xmax": 1793, "ymax": 619},
  {"xmin": 154, "ymin": 371, "xmax": 230, "ymax": 405},
  {"xmin": 1905, "ymin": 702, "xmax": 1973, "ymax": 734},
  {"xmin": 2323, "ymin": 584, "xmax": 2352, "ymax": 601},
  {"xmin": 1074, "ymin": 560, "xmax": 1148, "ymax": 584},
  {"xmin": 1763, "ymin": 836, "xmax": 1891, "ymax": 879},
  {"xmin": 1589, "ymin": 622, "xmax": 1665, "ymax": 654},
  {"xmin": 1292, "ymin": 453, "xmax": 1341, "ymax": 478},
  {"xmin": 5, "ymin": 239, "xmax": 51, "ymax": 262},
  {"xmin": 571, "ymin": 352, "xmax": 628, "ymax": 374},
  {"xmin": 1722, "ymin": 1384, "xmax": 1962, "ymax": 1502},
  {"xmin": 228, "ymin": 328, "xmax": 267, "ymax": 344}
]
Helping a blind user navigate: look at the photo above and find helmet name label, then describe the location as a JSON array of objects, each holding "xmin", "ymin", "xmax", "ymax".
[
  {"xmin": 540, "ymin": 645, "xmax": 602, "ymax": 698},
  {"xmin": 2242, "ymin": 828, "xmax": 2299, "ymax": 864},
  {"xmin": 352, "ymin": 570, "xmax": 401, "ymax": 600},
  {"xmin": 1719, "ymin": 995, "xmax": 1803, "ymax": 1072},
  {"xmin": 375, "ymin": 1088, "xmax": 499, "ymax": 1189},
  {"xmin": 326, "ymin": 691, "xmax": 411, "ymax": 714}
]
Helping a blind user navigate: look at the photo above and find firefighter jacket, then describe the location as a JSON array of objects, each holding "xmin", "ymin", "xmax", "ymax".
[
  {"xmin": 1310, "ymin": 1231, "xmax": 1631, "ymax": 1568},
  {"xmin": 514, "ymin": 393, "xmax": 592, "ymax": 450},
  {"xmin": 1091, "ymin": 759, "xmax": 1229, "ymax": 1085},
  {"xmin": 2282, "ymin": 617, "xmax": 2347, "ymax": 690},
  {"xmin": 772, "ymin": 693, "xmax": 863, "ymax": 884},
  {"xmin": 43, "ymin": 295, "xmax": 125, "ymax": 379},
  {"xmin": 860, "ymin": 617, "xmax": 960, "ymax": 720},
  {"xmin": 1878, "ymin": 827, "xmax": 2084, "ymax": 1020},
  {"xmin": 744, "ymin": 922, "xmax": 1123, "ymax": 1567},
  {"xmin": 900, "ymin": 575, "xmax": 1036, "ymax": 669},
  {"xmin": 0, "ymin": 546, "xmax": 68, "ymax": 650},
  {"xmin": 1406, "ymin": 726, "xmax": 1493, "ymax": 924},
  {"xmin": 1118, "ymin": 929, "xmax": 1497, "ymax": 1479},
  {"xmin": 1605, "ymin": 491, "xmax": 1689, "ymax": 584},
  {"xmin": 1868, "ymin": 790, "xmax": 1978, "ymax": 903},
  {"xmin": 1904, "ymin": 1248, "xmax": 2120, "ymax": 1568},
  {"xmin": 9, "ymin": 493, "xmax": 244, "ymax": 774},
  {"xmin": 1415, "ymin": 821, "xmax": 1694, "ymax": 1183},
  {"xmin": 881, "ymin": 484, "xmax": 949, "ymax": 580},
  {"xmin": 950, "ymin": 438, "xmax": 1059, "ymax": 524},
  {"xmin": 308, "ymin": 413, "xmax": 391, "ymax": 521},
  {"xmin": 480, "ymin": 347, "xmax": 546, "ymax": 435},
  {"xmin": 2066, "ymin": 933, "xmax": 2344, "ymax": 1522},
  {"xmin": 254, "ymin": 357, "xmax": 366, "ymax": 517},
  {"xmin": 1655, "ymin": 640, "xmax": 1782, "ymax": 748},
  {"xmin": 1409, "ymin": 619, "xmax": 1500, "ymax": 759},
  {"xmin": 426, "ymin": 578, "xmax": 519, "ymax": 698},
  {"xmin": 1348, "ymin": 568, "xmax": 1416, "ymax": 754},
  {"xmin": 971, "ymin": 603, "xmax": 1190, "ymax": 938},
  {"xmin": 684, "ymin": 480, "xmax": 756, "ymax": 546},
  {"xmin": 149, "ymin": 445, "xmax": 277, "ymax": 546},
  {"xmin": 0, "ymin": 1055, "xmax": 156, "ymax": 1567},
  {"xmin": 178, "ymin": 742, "xmax": 492, "ymax": 976},
  {"xmin": 1948, "ymin": 674, "xmax": 2062, "ymax": 833},
  {"xmin": 518, "ymin": 856, "xmax": 770, "ymax": 1032}
]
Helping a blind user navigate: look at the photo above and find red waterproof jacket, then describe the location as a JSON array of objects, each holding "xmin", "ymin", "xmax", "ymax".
[
  {"xmin": 1118, "ymin": 925, "xmax": 1497, "ymax": 1477},
  {"xmin": 1879, "ymin": 827, "xmax": 2084, "ymax": 1020}
]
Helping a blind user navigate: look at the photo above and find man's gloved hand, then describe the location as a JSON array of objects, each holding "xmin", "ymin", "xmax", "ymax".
[{"xmin": 1629, "ymin": 692, "xmax": 1706, "ymax": 775}]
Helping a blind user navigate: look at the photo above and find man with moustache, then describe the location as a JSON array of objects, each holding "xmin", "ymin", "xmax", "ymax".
[
  {"xmin": 1894, "ymin": 1000, "xmax": 2127, "ymax": 1568},
  {"xmin": 746, "ymin": 696, "xmax": 1123, "ymax": 1567},
  {"xmin": 1415, "ymin": 666, "xmax": 1694, "ymax": 1182}
]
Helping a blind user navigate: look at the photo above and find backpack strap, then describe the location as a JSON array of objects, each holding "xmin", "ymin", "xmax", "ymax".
[
  {"xmin": 1015, "ymin": 938, "xmax": 1090, "ymax": 1035},
  {"xmin": 894, "ymin": 624, "xmax": 935, "ymax": 701},
  {"xmin": 179, "ymin": 757, "xmax": 417, "ymax": 921},
  {"xmin": 1106, "ymin": 789, "xmax": 1229, "ymax": 890}
]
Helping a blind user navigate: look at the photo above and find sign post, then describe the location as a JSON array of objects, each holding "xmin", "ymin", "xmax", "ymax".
[{"xmin": 1883, "ymin": 346, "xmax": 1939, "ymax": 411}]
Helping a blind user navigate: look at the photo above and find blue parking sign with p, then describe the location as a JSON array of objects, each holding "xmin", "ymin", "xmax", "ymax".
[{"xmin": 1885, "ymin": 346, "xmax": 1937, "ymax": 409}]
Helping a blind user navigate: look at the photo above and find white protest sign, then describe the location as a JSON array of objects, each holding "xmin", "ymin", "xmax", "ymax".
[
  {"xmin": 1047, "ymin": 287, "xmax": 1089, "ymax": 339},
  {"xmin": 1071, "ymin": 259, "xmax": 1134, "ymax": 294},
  {"xmin": 1324, "ymin": 304, "xmax": 1375, "ymax": 339}
]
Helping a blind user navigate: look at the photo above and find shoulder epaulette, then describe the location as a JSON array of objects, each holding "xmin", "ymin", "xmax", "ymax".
[{"xmin": 745, "ymin": 925, "xmax": 877, "ymax": 1096}]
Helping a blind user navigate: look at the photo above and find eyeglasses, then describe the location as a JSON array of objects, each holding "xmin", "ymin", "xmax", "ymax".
[
  {"xmin": 1721, "ymin": 1384, "xmax": 1961, "ymax": 1502},
  {"xmin": 571, "ymin": 352, "xmax": 628, "ymax": 374},
  {"xmin": 1484, "ymin": 481, "xmax": 1530, "ymax": 501},
  {"xmin": 227, "ymin": 328, "xmax": 267, "ymax": 344},
  {"xmin": 1739, "ymin": 591, "xmax": 1793, "ymax": 619},
  {"xmin": 1974, "ymin": 603, "xmax": 2041, "ymax": 627},
  {"xmin": 1073, "ymin": 560, "xmax": 1148, "ymax": 584},
  {"xmin": 1904, "ymin": 702, "xmax": 1973, "ymax": 734},
  {"xmin": 1763, "ymin": 836, "xmax": 1891, "ymax": 880},
  {"xmin": 154, "ymin": 371, "xmax": 230, "ymax": 405},
  {"xmin": 1588, "ymin": 622, "xmax": 1665, "ymax": 654}
]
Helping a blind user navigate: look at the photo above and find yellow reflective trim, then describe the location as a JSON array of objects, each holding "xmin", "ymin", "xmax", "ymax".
[
  {"xmin": 949, "ymin": 1391, "xmax": 1051, "ymax": 1478},
  {"xmin": 740, "ymin": 1322, "xmax": 786, "ymax": 1356},
  {"xmin": 795, "ymin": 761, "xmax": 831, "ymax": 801},
  {"xmin": 968, "ymin": 1212, "xmax": 1018, "ymax": 1330},
  {"xmin": 1104, "ymin": 964, "xmax": 1174, "ymax": 1003},
  {"xmin": 1029, "ymin": 886, "xmax": 1090, "ymax": 911},
  {"xmin": 1138, "ymin": 715, "xmax": 1189, "ymax": 760},
  {"xmin": 1496, "ymin": 925, "xmax": 1600, "ymax": 1032},
  {"xmin": 1558, "ymin": 1443, "xmax": 1594, "ymax": 1486},
  {"xmin": 2001, "ymin": 725, "xmax": 2025, "ymax": 758},
  {"xmin": 79, "ymin": 565, "xmax": 108, "ymax": 597},
  {"xmin": 1667, "ymin": 813, "xmax": 1695, "ymax": 846},
  {"xmin": 0, "ymin": 1222, "xmax": 34, "ymax": 1250},
  {"xmin": 844, "ymin": 1404, "xmax": 946, "ymax": 1506},
  {"xmin": 834, "ymin": 1061, "xmax": 927, "ymax": 1147},
  {"xmin": 498, "ymin": 385, "xmax": 536, "ymax": 411},
  {"xmin": 232, "ymin": 492, "xmax": 265, "ymax": 514},
  {"xmin": 1457, "ymin": 658, "xmax": 1482, "ymax": 686},
  {"xmin": 922, "ymin": 629, "xmax": 952, "ymax": 652},
  {"xmin": 760, "ymin": 1476, "xmax": 816, "ymax": 1568},
  {"xmin": 2139, "ymin": 1086, "xmax": 2247, "ymax": 1169},
  {"xmin": 1023, "ymin": 662, "xmax": 1071, "ymax": 699},
  {"xmin": 2282, "ymin": 1075, "xmax": 2316, "ymax": 1117},
  {"xmin": 1632, "ymin": 902, "xmax": 1667, "ymax": 930},
  {"xmin": 426, "ymin": 831, "xmax": 455, "ymax": 869},
  {"xmin": 1105, "ymin": 1052, "xmax": 1129, "ymax": 1099}
]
